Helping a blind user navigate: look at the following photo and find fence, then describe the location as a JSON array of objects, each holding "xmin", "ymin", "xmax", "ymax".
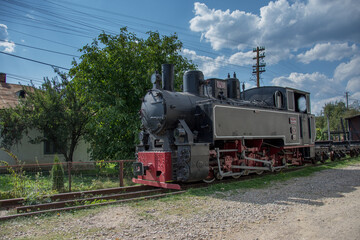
[{"xmin": 0, "ymin": 160, "xmax": 135, "ymax": 200}]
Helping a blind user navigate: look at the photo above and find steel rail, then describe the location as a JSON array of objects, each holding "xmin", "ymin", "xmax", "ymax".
[
  {"xmin": 16, "ymin": 189, "xmax": 165, "ymax": 213},
  {"xmin": 0, "ymin": 185, "xmax": 155, "ymax": 209},
  {"xmin": 0, "ymin": 191, "xmax": 185, "ymax": 221}
]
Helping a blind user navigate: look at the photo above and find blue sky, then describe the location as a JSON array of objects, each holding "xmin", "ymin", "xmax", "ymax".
[{"xmin": 0, "ymin": 0, "xmax": 359, "ymax": 115}]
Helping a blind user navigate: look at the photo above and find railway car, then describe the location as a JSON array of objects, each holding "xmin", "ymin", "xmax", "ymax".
[{"xmin": 132, "ymin": 64, "xmax": 318, "ymax": 189}]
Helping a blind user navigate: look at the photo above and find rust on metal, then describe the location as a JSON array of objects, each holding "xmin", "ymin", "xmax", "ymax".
[
  {"xmin": 1, "ymin": 191, "xmax": 185, "ymax": 221},
  {"xmin": 16, "ymin": 189, "xmax": 165, "ymax": 213}
]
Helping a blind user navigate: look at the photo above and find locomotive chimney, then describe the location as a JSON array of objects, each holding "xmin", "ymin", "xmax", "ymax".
[
  {"xmin": 183, "ymin": 70, "xmax": 204, "ymax": 95},
  {"xmin": 162, "ymin": 64, "xmax": 174, "ymax": 92}
]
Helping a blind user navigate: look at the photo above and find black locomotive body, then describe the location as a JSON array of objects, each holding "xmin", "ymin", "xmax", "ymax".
[{"xmin": 132, "ymin": 64, "xmax": 350, "ymax": 189}]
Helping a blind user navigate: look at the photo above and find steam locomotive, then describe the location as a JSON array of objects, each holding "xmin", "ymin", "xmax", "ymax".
[{"xmin": 132, "ymin": 64, "xmax": 358, "ymax": 189}]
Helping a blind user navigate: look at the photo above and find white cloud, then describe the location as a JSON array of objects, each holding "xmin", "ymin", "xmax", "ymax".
[
  {"xmin": 190, "ymin": 0, "xmax": 360, "ymax": 63},
  {"xmin": 0, "ymin": 24, "xmax": 15, "ymax": 53},
  {"xmin": 228, "ymin": 51, "xmax": 254, "ymax": 66},
  {"xmin": 182, "ymin": 48, "xmax": 254, "ymax": 76},
  {"xmin": 271, "ymin": 72, "xmax": 347, "ymax": 114},
  {"xmin": 346, "ymin": 77, "xmax": 360, "ymax": 93},
  {"xmin": 271, "ymin": 55, "xmax": 360, "ymax": 114},
  {"xmin": 312, "ymin": 96, "xmax": 345, "ymax": 115},
  {"xmin": 190, "ymin": 3, "xmax": 260, "ymax": 51},
  {"xmin": 334, "ymin": 56, "xmax": 360, "ymax": 82},
  {"xmin": 182, "ymin": 48, "xmax": 226, "ymax": 76},
  {"xmin": 271, "ymin": 72, "xmax": 339, "ymax": 99},
  {"xmin": 297, "ymin": 43, "xmax": 358, "ymax": 64},
  {"xmin": 188, "ymin": 1, "xmax": 360, "ymax": 114}
]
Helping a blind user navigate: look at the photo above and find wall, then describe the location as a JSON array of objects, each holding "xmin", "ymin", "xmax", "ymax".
[{"xmin": 0, "ymin": 129, "xmax": 91, "ymax": 165}]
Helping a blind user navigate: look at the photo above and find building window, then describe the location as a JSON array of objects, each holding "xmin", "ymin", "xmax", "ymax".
[
  {"xmin": 44, "ymin": 140, "xmax": 58, "ymax": 154},
  {"xmin": 16, "ymin": 90, "xmax": 26, "ymax": 98}
]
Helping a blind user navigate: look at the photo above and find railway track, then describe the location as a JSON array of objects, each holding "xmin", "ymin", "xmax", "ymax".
[
  {"xmin": 0, "ymin": 157, "xmax": 353, "ymax": 221},
  {"xmin": 0, "ymin": 185, "xmax": 185, "ymax": 221}
]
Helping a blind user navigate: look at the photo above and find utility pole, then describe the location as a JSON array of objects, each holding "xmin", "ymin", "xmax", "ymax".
[
  {"xmin": 252, "ymin": 46, "xmax": 266, "ymax": 88},
  {"xmin": 345, "ymin": 92, "xmax": 349, "ymax": 109}
]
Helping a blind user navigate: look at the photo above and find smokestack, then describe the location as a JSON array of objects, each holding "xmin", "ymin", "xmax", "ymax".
[
  {"xmin": 162, "ymin": 64, "xmax": 174, "ymax": 91},
  {"xmin": 0, "ymin": 73, "xmax": 6, "ymax": 83},
  {"xmin": 183, "ymin": 70, "xmax": 204, "ymax": 95}
]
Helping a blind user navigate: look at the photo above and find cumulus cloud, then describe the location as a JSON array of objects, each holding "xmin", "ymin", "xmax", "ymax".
[
  {"xmin": 297, "ymin": 43, "xmax": 358, "ymax": 64},
  {"xmin": 190, "ymin": 3, "xmax": 260, "ymax": 51},
  {"xmin": 271, "ymin": 55, "xmax": 360, "ymax": 114},
  {"xmin": 190, "ymin": 0, "xmax": 360, "ymax": 63},
  {"xmin": 188, "ymin": 0, "xmax": 360, "ymax": 114},
  {"xmin": 271, "ymin": 72, "xmax": 347, "ymax": 114},
  {"xmin": 0, "ymin": 24, "xmax": 15, "ymax": 53},
  {"xmin": 182, "ymin": 48, "xmax": 255, "ymax": 77},
  {"xmin": 311, "ymin": 96, "xmax": 345, "ymax": 115},
  {"xmin": 346, "ymin": 78, "xmax": 360, "ymax": 92},
  {"xmin": 334, "ymin": 56, "xmax": 360, "ymax": 82},
  {"xmin": 228, "ymin": 51, "xmax": 254, "ymax": 66},
  {"xmin": 182, "ymin": 48, "xmax": 227, "ymax": 76},
  {"xmin": 271, "ymin": 72, "xmax": 339, "ymax": 99}
]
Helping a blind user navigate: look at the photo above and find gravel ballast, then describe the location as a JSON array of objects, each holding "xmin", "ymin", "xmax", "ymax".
[{"xmin": 1, "ymin": 162, "xmax": 359, "ymax": 240}]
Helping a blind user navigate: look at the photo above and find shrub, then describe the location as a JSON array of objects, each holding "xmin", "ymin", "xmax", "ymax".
[{"xmin": 51, "ymin": 155, "xmax": 64, "ymax": 192}]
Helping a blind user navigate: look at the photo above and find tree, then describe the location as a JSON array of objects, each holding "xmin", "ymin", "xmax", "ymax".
[
  {"xmin": 315, "ymin": 101, "xmax": 360, "ymax": 140},
  {"xmin": 0, "ymin": 71, "xmax": 94, "ymax": 162},
  {"xmin": 69, "ymin": 28, "xmax": 196, "ymax": 160}
]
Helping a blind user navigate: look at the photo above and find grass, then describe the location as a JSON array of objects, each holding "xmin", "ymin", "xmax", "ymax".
[
  {"xmin": 0, "ymin": 169, "xmax": 134, "ymax": 201},
  {"xmin": 0, "ymin": 156, "xmax": 359, "ymax": 239}
]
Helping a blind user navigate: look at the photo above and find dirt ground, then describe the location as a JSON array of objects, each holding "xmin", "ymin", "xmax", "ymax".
[
  {"xmin": 1, "ymin": 162, "xmax": 359, "ymax": 240},
  {"xmin": 227, "ymin": 179, "xmax": 360, "ymax": 240}
]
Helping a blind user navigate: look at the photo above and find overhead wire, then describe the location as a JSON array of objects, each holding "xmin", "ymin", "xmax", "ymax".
[
  {"xmin": 0, "ymin": 51, "xmax": 70, "ymax": 70},
  {"xmin": 0, "ymin": 0, "xmax": 269, "ymax": 78},
  {"xmin": 5, "ymin": 73, "xmax": 44, "ymax": 84},
  {"xmin": 8, "ymin": 29, "xmax": 81, "ymax": 50},
  {"xmin": 0, "ymin": 39, "xmax": 80, "ymax": 57}
]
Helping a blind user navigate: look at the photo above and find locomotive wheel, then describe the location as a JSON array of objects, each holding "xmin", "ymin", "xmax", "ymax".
[
  {"xmin": 255, "ymin": 170, "xmax": 264, "ymax": 175},
  {"xmin": 203, "ymin": 170, "xmax": 215, "ymax": 183},
  {"xmin": 232, "ymin": 174, "xmax": 241, "ymax": 179},
  {"xmin": 203, "ymin": 177, "xmax": 215, "ymax": 183}
]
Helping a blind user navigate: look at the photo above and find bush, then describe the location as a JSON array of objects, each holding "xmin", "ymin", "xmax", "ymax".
[{"xmin": 51, "ymin": 156, "xmax": 65, "ymax": 192}]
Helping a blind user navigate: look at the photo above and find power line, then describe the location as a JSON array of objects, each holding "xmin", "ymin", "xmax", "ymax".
[
  {"xmin": 1, "ymin": 0, "xmax": 256, "ymax": 79},
  {"xmin": 8, "ymin": 29, "xmax": 80, "ymax": 50},
  {"xmin": 0, "ymin": 39, "xmax": 80, "ymax": 57},
  {"xmin": 5, "ymin": 73, "xmax": 44, "ymax": 84},
  {"xmin": 0, "ymin": 51, "xmax": 70, "ymax": 70}
]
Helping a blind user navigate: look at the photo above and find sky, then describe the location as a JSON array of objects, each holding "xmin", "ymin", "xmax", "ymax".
[{"xmin": 0, "ymin": 0, "xmax": 359, "ymax": 115}]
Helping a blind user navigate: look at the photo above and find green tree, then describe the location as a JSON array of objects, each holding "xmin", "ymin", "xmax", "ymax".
[
  {"xmin": 0, "ymin": 71, "xmax": 94, "ymax": 162},
  {"xmin": 315, "ymin": 101, "xmax": 360, "ymax": 140},
  {"xmin": 69, "ymin": 28, "xmax": 196, "ymax": 160}
]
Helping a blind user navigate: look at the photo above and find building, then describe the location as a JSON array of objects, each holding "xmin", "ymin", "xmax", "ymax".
[
  {"xmin": 0, "ymin": 73, "xmax": 91, "ymax": 165},
  {"xmin": 346, "ymin": 114, "xmax": 360, "ymax": 141}
]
